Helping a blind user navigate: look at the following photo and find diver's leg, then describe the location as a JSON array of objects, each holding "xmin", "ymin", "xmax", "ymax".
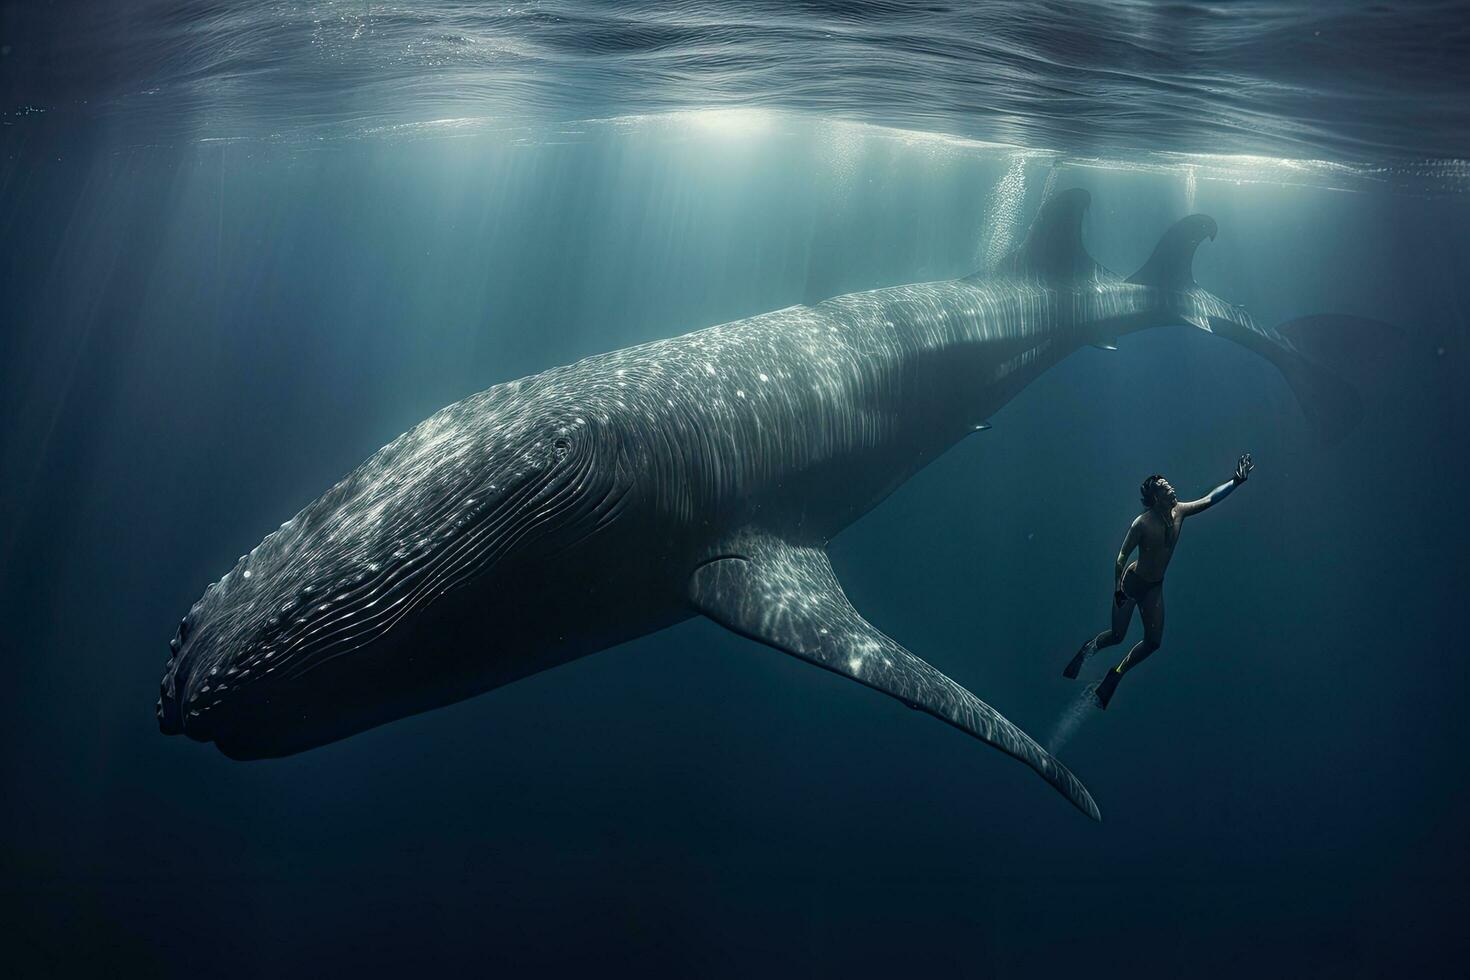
[
  {"xmin": 1095, "ymin": 587, "xmax": 1161, "ymax": 708},
  {"xmin": 1102, "ymin": 590, "xmax": 1136, "ymax": 648},
  {"xmin": 1064, "ymin": 593, "xmax": 1134, "ymax": 678},
  {"xmin": 1117, "ymin": 586, "xmax": 1164, "ymax": 675}
]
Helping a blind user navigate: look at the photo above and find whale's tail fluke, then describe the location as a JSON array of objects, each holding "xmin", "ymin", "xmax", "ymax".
[
  {"xmin": 1208, "ymin": 314, "xmax": 1403, "ymax": 445},
  {"xmin": 1274, "ymin": 314, "xmax": 1412, "ymax": 388},
  {"xmin": 1126, "ymin": 213, "xmax": 1398, "ymax": 445},
  {"xmin": 1272, "ymin": 322, "xmax": 1371, "ymax": 444}
]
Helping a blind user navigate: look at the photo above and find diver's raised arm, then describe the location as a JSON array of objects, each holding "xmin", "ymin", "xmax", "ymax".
[{"xmin": 1179, "ymin": 454, "xmax": 1253, "ymax": 517}]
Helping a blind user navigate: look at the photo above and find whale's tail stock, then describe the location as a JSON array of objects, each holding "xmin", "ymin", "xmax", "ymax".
[{"xmin": 986, "ymin": 189, "xmax": 1402, "ymax": 446}]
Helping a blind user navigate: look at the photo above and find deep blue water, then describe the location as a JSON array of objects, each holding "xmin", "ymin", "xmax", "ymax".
[{"xmin": 3, "ymin": 3, "xmax": 1469, "ymax": 977}]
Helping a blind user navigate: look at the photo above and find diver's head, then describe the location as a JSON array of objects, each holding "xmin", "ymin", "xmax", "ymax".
[{"xmin": 1140, "ymin": 474, "xmax": 1176, "ymax": 511}]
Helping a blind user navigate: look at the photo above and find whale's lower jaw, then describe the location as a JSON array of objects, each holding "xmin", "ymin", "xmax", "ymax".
[
  {"xmin": 175, "ymin": 559, "xmax": 689, "ymax": 760},
  {"xmin": 177, "ymin": 598, "xmax": 539, "ymax": 761}
]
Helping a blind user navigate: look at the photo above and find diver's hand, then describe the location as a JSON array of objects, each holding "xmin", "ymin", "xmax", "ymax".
[
  {"xmin": 1234, "ymin": 452, "xmax": 1254, "ymax": 484},
  {"xmin": 1113, "ymin": 587, "xmax": 1128, "ymax": 608}
]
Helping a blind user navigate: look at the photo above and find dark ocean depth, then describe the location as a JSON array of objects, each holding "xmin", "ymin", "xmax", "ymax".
[{"xmin": 2, "ymin": 2, "xmax": 1469, "ymax": 977}]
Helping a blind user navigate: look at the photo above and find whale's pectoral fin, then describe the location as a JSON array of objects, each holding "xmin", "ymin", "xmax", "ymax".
[{"xmin": 687, "ymin": 532, "xmax": 1101, "ymax": 821}]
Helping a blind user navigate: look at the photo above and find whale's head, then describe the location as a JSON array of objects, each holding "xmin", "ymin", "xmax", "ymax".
[{"xmin": 157, "ymin": 380, "xmax": 631, "ymax": 758}]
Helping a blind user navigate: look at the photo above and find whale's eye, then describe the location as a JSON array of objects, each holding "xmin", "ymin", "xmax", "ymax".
[{"xmin": 553, "ymin": 437, "xmax": 571, "ymax": 458}]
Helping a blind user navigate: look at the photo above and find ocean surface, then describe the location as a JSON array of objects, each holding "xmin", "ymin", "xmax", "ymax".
[{"xmin": 2, "ymin": 2, "xmax": 1468, "ymax": 977}]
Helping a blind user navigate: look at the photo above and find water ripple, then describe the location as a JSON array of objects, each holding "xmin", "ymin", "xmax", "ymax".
[{"xmin": 9, "ymin": 1, "xmax": 1469, "ymax": 190}]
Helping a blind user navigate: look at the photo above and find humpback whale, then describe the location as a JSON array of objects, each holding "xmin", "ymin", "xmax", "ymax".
[{"xmin": 157, "ymin": 189, "xmax": 1378, "ymax": 820}]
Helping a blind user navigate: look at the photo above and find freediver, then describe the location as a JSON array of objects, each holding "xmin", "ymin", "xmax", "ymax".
[{"xmin": 1063, "ymin": 453, "xmax": 1254, "ymax": 708}]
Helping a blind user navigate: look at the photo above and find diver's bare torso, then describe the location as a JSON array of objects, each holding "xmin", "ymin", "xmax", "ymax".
[{"xmin": 1128, "ymin": 506, "xmax": 1182, "ymax": 584}]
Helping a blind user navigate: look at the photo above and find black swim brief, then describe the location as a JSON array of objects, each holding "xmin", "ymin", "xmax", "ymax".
[{"xmin": 1121, "ymin": 563, "xmax": 1163, "ymax": 602}]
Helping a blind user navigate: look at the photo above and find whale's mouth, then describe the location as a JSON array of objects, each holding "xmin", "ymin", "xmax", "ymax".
[
  {"xmin": 156, "ymin": 644, "xmax": 196, "ymax": 738},
  {"xmin": 156, "ymin": 645, "xmax": 355, "ymax": 758},
  {"xmin": 157, "ymin": 547, "xmax": 618, "ymax": 760},
  {"xmin": 154, "ymin": 582, "xmax": 504, "ymax": 759},
  {"xmin": 156, "ymin": 645, "xmax": 241, "ymax": 745},
  {"xmin": 156, "ymin": 674, "xmax": 183, "ymax": 735},
  {"xmin": 155, "ymin": 627, "xmax": 384, "ymax": 756},
  {"xmin": 157, "ymin": 703, "xmax": 185, "ymax": 737}
]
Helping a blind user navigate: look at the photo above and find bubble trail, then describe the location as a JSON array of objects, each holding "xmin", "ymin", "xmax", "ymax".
[
  {"xmin": 978, "ymin": 154, "xmax": 1027, "ymax": 270},
  {"xmin": 1048, "ymin": 682, "xmax": 1101, "ymax": 754}
]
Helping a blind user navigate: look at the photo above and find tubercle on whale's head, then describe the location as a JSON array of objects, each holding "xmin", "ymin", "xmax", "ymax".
[{"xmin": 157, "ymin": 396, "xmax": 630, "ymax": 756}]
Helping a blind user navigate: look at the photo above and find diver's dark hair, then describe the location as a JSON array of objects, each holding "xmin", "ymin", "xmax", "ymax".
[{"xmin": 1140, "ymin": 474, "xmax": 1168, "ymax": 507}]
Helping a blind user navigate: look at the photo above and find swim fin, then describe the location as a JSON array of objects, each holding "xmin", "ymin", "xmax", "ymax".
[
  {"xmin": 1063, "ymin": 639, "xmax": 1096, "ymax": 679},
  {"xmin": 1093, "ymin": 668, "xmax": 1122, "ymax": 709}
]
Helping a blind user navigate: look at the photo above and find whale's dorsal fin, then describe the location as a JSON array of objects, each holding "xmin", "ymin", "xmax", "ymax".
[
  {"xmin": 991, "ymin": 187, "xmax": 1099, "ymax": 282},
  {"xmin": 687, "ymin": 529, "xmax": 1101, "ymax": 820},
  {"xmin": 1127, "ymin": 214, "xmax": 1218, "ymax": 290}
]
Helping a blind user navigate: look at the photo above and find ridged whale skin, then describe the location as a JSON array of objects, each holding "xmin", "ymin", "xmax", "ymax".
[{"xmin": 158, "ymin": 189, "xmax": 1384, "ymax": 819}]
